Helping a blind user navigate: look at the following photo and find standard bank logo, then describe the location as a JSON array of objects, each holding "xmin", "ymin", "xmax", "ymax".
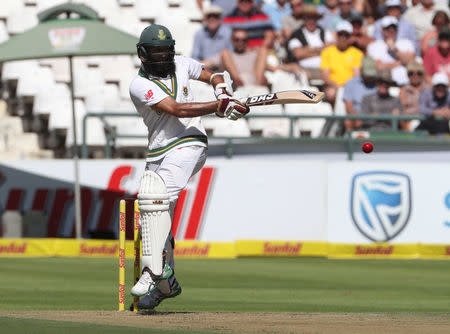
[{"xmin": 350, "ymin": 171, "xmax": 412, "ymax": 242}]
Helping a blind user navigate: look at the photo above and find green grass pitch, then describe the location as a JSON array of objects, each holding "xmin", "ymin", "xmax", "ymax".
[{"xmin": 0, "ymin": 257, "xmax": 448, "ymax": 313}]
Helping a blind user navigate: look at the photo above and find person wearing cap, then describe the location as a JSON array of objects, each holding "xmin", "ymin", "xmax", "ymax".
[
  {"xmin": 223, "ymin": 0, "xmax": 274, "ymax": 48},
  {"xmin": 191, "ymin": 5, "xmax": 232, "ymax": 71},
  {"xmin": 348, "ymin": 12, "xmax": 374, "ymax": 53},
  {"xmin": 421, "ymin": 10, "xmax": 449, "ymax": 55},
  {"xmin": 423, "ymin": 27, "xmax": 450, "ymax": 84},
  {"xmin": 287, "ymin": 4, "xmax": 334, "ymax": 81},
  {"xmin": 360, "ymin": 69, "xmax": 403, "ymax": 130},
  {"xmin": 373, "ymin": 0, "xmax": 416, "ymax": 46},
  {"xmin": 343, "ymin": 56, "xmax": 378, "ymax": 131},
  {"xmin": 326, "ymin": 0, "xmax": 357, "ymax": 32},
  {"xmin": 320, "ymin": 20, "xmax": 364, "ymax": 106},
  {"xmin": 367, "ymin": 16, "xmax": 415, "ymax": 86},
  {"xmin": 416, "ymin": 72, "xmax": 450, "ymax": 134},
  {"xmin": 399, "ymin": 61, "xmax": 426, "ymax": 130},
  {"xmin": 403, "ymin": 0, "xmax": 449, "ymax": 42}
]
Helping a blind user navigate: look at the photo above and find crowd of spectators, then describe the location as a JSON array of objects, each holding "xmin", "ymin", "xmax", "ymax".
[{"xmin": 193, "ymin": 0, "xmax": 450, "ymax": 136}]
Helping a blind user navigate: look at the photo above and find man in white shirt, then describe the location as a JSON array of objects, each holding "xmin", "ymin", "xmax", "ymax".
[
  {"xmin": 367, "ymin": 16, "xmax": 415, "ymax": 86},
  {"xmin": 287, "ymin": 4, "xmax": 334, "ymax": 81},
  {"xmin": 403, "ymin": 0, "xmax": 449, "ymax": 42},
  {"xmin": 129, "ymin": 24, "xmax": 249, "ymax": 310}
]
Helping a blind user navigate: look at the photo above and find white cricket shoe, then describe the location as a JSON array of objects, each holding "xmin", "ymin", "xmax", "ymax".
[{"xmin": 130, "ymin": 270, "xmax": 157, "ymax": 297}]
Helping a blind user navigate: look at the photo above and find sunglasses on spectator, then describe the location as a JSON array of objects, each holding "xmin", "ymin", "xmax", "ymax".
[
  {"xmin": 239, "ymin": 0, "xmax": 253, "ymax": 3},
  {"xmin": 337, "ymin": 31, "xmax": 351, "ymax": 38},
  {"xmin": 206, "ymin": 14, "xmax": 221, "ymax": 19},
  {"xmin": 408, "ymin": 71, "xmax": 423, "ymax": 76},
  {"xmin": 232, "ymin": 37, "xmax": 248, "ymax": 42}
]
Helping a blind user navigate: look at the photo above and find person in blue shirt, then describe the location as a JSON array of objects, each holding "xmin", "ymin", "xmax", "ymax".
[
  {"xmin": 373, "ymin": 0, "xmax": 416, "ymax": 47},
  {"xmin": 262, "ymin": 0, "xmax": 292, "ymax": 32},
  {"xmin": 191, "ymin": 5, "xmax": 232, "ymax": 71},
  {"xmin": 343, "ymin": 56, "xmax": 378, "ymax": 131}
]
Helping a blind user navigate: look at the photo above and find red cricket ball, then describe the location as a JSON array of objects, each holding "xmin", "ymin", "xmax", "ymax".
[{"xmin": 362, "ymin": 142, "xmax": 373, "ymax": 153}]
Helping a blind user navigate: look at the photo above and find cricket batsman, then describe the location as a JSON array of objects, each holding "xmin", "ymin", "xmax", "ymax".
[{"xmin": 129, "ymin": 24, "xmax": 249, "ymax": 310}]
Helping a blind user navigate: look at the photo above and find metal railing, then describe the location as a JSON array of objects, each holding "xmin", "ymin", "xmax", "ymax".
[{"xmin": 81, "ymin": 112, "xmax": 449, "ymax": 160}]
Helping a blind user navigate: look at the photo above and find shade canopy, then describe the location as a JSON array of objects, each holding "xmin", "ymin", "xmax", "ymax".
[
  {"xmin": 0, "ymin": 3, "xmax": 141, "ymax": 239},
  {"xmin": 0, "ymin": 2, "xmax": 139, "ymax": 63}
]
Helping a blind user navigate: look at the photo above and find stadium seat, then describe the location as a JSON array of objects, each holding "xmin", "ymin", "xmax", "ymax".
[
  {"xmin": 136, "ymin": 0, "xmax": 168, "ymax": 21},
  {"xmin": 67, "ymin": 99, "xmax": 106, "ymax": 147},
  {"xmin": 1, "ymin": 211, "xmax": 22, "ymax": 238},
  {"xmin": 6, "ymin": 5, "xmax": 38, "ymax": 35},
  {"xmin": 78, "ymin": 0, "xmax": 120, "ymax": 20},
  {"xmin": 156, "ymin": 8, "xmax": 201, "ymax": 57},
  {"xmin": 47, "ymin": 83, "xmax": 72, "ymax": 131},
  {"xmin": 234, "ymin": 86, "xmax": 289, "ymax": 137},
  {"xmin": 0, "ymin": 20, "xmax": 9, "ymax": 43},
  {"xmin": 285, "ymin": 101, "xmax": 333, "ymax": 137},
  {"xmin": 0, "ymin": 1, "xmax": 23, "ymax": 20},
  {"xmin": 74, "ymin": 66, "xmax": 105, "ymax": 99},
  {"xmin": 213, "ymin": 118, "xmax": 251, "ymax": 137},
  {"xmin": 36, "ymin": 0, "xmax": 67, "ymax": 12},
  {"xmin": 106, "ymin": 6, "xmax": 139, "ymax": 35},
  {"xmin": 118, "ymin": 0, "xmax": 136, "ymax": 6},
  {"xmin": 181, "ymin": 0, "xmax": 203, "ymax": 21},
  {"xmin": 41, "ymin": 58, "xmax": 71, "ymax": 83}
]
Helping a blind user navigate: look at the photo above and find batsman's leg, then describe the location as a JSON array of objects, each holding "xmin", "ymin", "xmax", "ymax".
[{"xmin": 130, "ymin": 170, "xmax": 173, "ymax": 297}]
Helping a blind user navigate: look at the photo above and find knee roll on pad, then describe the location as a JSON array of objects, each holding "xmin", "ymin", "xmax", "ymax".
[{"xmin": 138, "ymin": 170, "xmax": 172, "ymax": 276}]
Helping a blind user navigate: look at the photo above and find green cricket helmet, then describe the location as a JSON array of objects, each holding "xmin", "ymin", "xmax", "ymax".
[{"xmin": 137, "ymin": 24, "xmax": 176, "ymax": 78}]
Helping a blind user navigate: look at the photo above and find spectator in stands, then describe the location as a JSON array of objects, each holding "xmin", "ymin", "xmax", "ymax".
[
  {"xmin": 348, "ymin": 12, "xmax": 374, "ymax": 53},
  {"xmin": 262, "ymin": 0, "xmax": 292, "ymax": 32},
  {"xmin": 423, "ymin": 27, "xmax": 450, "ymax": 83},
  {"xmin": 403, "ymin": 0, "xmax": 449, "ymax": 43},
  {"xmin": 399, "ymin": 61, "xmax": 425, "ymax": 131},
  {"xmin": 367, "ymin": 16, "xmax": 415, "ymax": 86},
  {"xmin": 421, "ymin": 10, "xmax": 449, "ymax": 55},
  {"xmin": 361, "ymin": 69, "xmax": 402, "ymax": 130},
  {"xmin": 327, "ymin": 0, "xmax": 357, "ymax": 32},
  {"xmin": 320, "ymin": 21, "xmax": 364, "ymax": 106},
  {"xmin": 223, "ymin": 0, "xmax": 274, "ymax": 48},
  {"xmin": 343, "ymin": 56, "xmax": 378, "ymax": 131},
  {"xmin": 221, "ymin": 28, "xmax": 268, "ymax": 87},
  {"xmin": 282, "ymin": 0, "xmax": 305, "ymax": 40},
  {"xmin": 416, "ymin": 72, "xmax": 450, "ymax": 134},
  {"xmin": 373, "ymin": 0, "xmax": 416, "ymax": 46},
  {"xmin": 287, "ymin": 4, "xmax": 334, "ymax": 82},
  {"xmin": 318, "ymin": 0, "xmax": 339, "ymax": 30},
  {"xmin": 191, "ymin": 5, "xmax": 232, "ymax": 72}
]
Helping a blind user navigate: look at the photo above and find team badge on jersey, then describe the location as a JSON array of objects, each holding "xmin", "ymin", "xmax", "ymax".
[
  {"xmin": 183, "ymin": 86, "xmax": 188, "ymax": 97},
  {"xmin": 145, "ymin": 89, "xmax": 153, "ymax": 101}
]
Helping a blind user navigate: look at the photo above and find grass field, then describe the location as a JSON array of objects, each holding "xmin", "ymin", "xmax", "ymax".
[{"xmin": 0, "ymin": 257, "xmax": 449, "ymax": 333}]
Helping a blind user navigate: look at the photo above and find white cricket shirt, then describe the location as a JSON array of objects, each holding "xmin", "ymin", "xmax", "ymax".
[{"xmin": 129, "ymin": 56, "xmax": 208, "ymax": 162}]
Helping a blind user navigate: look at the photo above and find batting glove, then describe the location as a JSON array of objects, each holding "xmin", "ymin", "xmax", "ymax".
[{"xmin": 217, "ymin": 98, "xmax": 249, "ymax": 121}]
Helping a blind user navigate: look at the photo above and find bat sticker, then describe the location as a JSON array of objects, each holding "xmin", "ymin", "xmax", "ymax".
[{"xmin": 300, "ymin": 90, "xmax": 316, "ymax": 99}]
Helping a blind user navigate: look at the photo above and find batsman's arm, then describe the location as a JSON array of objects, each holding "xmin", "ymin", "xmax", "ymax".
[
  {"xmin": 152, "ymin": 96, "xmax": 248, "ymax": 120},
  {"xmin": 153, "ymin": 96, "xmax": 219, "ymax": 118}
]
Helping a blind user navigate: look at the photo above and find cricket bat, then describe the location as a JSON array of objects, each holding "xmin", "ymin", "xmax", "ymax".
[{"xmin": 242, "ymin": 89, "xmax": 325, "ymax": 107}]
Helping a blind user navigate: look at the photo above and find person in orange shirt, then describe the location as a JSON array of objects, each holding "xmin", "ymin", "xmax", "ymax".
[{"xmin": 320, "ymin": 20, "xmax": 364, "ymax": 107}]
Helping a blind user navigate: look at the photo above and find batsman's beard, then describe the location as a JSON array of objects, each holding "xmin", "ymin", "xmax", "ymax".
[{"xmin": 142, "ymin": 61, "xmax": 176, "ymax": 78}]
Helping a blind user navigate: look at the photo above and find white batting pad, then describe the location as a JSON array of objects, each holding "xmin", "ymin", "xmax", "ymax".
[{"xmin": 137, "ymin": 170, "xmax": 171, "ymax": 276}]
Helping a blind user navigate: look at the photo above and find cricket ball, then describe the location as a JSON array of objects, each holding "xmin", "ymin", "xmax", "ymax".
[{"xmin": 362, "ymin": 142, "xmax": 373, "ymax": 153}]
